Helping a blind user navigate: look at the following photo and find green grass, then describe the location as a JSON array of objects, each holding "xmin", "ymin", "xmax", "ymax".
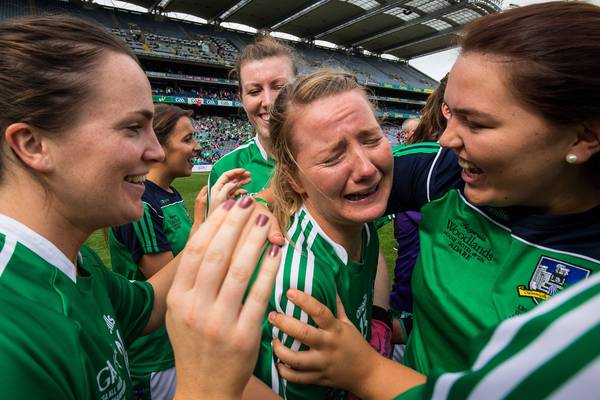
[{"xmin": 85, "ymin": 172, "xmax": 397, "ymax": 272}]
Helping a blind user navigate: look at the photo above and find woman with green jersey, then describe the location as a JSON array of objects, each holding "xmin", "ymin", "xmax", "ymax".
[
  {"xmin": 207, "ymin": 36, "xmax": 299, "ymax": 203},
  {"xmin": 0, "ymin": 14, "xmax": 281, "ymax": 399},
  {"xmin": 108, "ymin": 103, "xmax": 249, "ymax": 399},
  {"xmin": 250, "ymin": 70, "xmax": 394, "ymax": 399},
  {"xmin": 262, "ymin": 2, "xmax": 600, "ymax": 398}
]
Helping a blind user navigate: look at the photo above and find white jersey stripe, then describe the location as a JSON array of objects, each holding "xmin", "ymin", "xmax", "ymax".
[
  {"xmin": 269, "ymin": 356, "xmax": 280, "ymax": 394},
  {"xmin": 291, "ymin": 224, "xmax": 318, "ymax": 352},
  {"xmin": 272, "ymin": 213, "xmax": 302, "ymax": 340},
  {"xmin": 0, "ymin": 236, "xmax": 17, "ymax": 278},
  {"xmin": 547, "ymin": 355, "xmax": 600, "ymax": 400},
  {"xmin": 468, "ymin": 294, "xmax": 600, "ymax": 399},
  {"xmin": 283, "ymin": 214, "xmax": 310, "ymax": 348},
  {"xmin": 432, "ymin": 272, "xmax": 600, "ymax": 399}
]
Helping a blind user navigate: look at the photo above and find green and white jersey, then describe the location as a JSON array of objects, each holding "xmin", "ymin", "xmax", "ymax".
[
  {"xmin": 0, "ymin": 214, "xmax": 154, "ymax": 400},
  {"xmin": 207, "ymin": 136, "xmax": 275, "ymax": 211},
  {"xmin": 254, "ymin": 206, "xmax": 379, "ymax": 400},
  {"xmin": 388, "ymin": 143, "xmax": 600, "ymax": 375},
  {"xmin": 109, "ymin": 181, "xmax": 191, "ymax": 395},
  {"xmin": 395, "ymin": 270, "xmax": 600, "ymax": 400}
]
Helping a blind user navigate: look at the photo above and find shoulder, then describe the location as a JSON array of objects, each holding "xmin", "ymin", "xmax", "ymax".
[{"xmin": 213, "ymin": 138, "xmax": 257, "ymax": 170}]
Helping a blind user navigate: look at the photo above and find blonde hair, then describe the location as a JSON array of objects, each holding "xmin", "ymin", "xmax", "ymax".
[{"xmin": 269, "ymin": 69, "xmax": 374, "ymax": 230}]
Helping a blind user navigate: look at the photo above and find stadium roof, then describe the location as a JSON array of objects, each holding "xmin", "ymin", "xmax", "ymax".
[{"xmin": 117, "ymin": 0, "xmax": 501, "ymax": 59}]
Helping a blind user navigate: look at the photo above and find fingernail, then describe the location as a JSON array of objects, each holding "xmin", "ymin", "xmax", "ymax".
[
  {"xmin": 239, "ymin": 196, "xmax": 253, "ymax": 209},
  {"xmin": 268, "ymin": 244, "xmax": 280, "ymax": 257},
  {"xmin": 223, "ymin": 198, "xmax": 235, "ymax": 210},
  {"xmin": 268, "ymin": 312, "xmax": 276, "ymax": 322},
  {"xmin": 287, "ymin": 289, "xmax": 296, "ymax": 299},
  {"xmin": 256, "ymin": 213, "xmax": 269, "ymax": 227}
]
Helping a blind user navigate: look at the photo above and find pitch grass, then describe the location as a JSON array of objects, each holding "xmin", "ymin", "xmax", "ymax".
[{"xmin": 85, "ymin": 173, "xmax": 397, "ymax": 277}]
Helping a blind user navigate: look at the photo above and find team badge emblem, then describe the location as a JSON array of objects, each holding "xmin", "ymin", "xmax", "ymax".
[{"xmin": 518, "ymin": 256, "xmax": 590, "ymax": 303}]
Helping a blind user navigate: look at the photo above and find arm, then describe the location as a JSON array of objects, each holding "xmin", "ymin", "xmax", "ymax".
[
  {"xmin": 139, "ymin": 251, "xmax": 174, "ymax": 279},
  {"xmin": 269, "ymin": 289, "xmax": 425, "ymax": 399}
]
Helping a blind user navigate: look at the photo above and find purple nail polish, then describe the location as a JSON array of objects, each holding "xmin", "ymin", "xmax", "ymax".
[
  {"xmin": 256, "ymin": 213, "xmax": 269, "ymax": 227},
  {"xmin": 268, "ymin": 244, "xmax": 280, "ymax": 257},
  {"xmin": 223, "ymin": 198, "xmax": 235, "ymax": 210},
  {"xmin": 239, "ymin": 196, "xmax": 253, "ymax": 209}
]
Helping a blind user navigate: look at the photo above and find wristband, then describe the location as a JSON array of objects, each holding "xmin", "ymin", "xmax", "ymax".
[{"xmin": 371, "ymin": 305, "xmax": 393, "ymax": 331}]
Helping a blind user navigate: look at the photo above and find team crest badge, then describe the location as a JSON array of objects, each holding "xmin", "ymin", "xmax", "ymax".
[{"xmin": 518, "ymin": 256, "xmax": 590, "ymax": 303}]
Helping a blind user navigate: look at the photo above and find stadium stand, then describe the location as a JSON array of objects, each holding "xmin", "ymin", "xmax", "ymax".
[{"xmin": 2, "ymin": 0, "xmax": 443, "ymax": 166}]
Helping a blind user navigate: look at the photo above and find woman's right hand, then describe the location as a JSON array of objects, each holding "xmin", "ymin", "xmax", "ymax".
[
  {"xmin": 207, "ymin": 168, "xmax": 251, "ymax": 215},
  {"xmin": 166, "ymin": 197, "xmax": 281, "ymax": 400}
]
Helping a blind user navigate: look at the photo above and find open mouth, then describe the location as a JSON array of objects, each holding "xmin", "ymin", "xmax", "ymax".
[
  {"xmin": 345, "ymin": 184, "xmax": 379, "ymax": 202},
  {"xmin": 124, "ymin": 175, "xmax": 146, "ymax": 185},
  {"xmin": 458, "ymin": 158, "xmax": 483, "ymax": 175},
  {"xmin": 259, "ymin": 113, "xmax": 269, "ymax": 122},
  {"xmin": 187, "ymin": 156, "xmax": 196, "ymax": 166}
]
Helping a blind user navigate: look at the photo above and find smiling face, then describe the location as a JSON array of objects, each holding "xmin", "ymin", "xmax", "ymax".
[
  {"xmin": 288, "ymin": 89, "xmax": 392, "ymax": 233},
  {"xmin": 440, "ymin": 52, "xmax": 578, "ymax": 212},
  {"xmin": 162, "ymin": 116, "xmax": 200, "ymax": 178},
  {"xmin": 240, "ymin": 55, "xmax": 295, "ymax": 144},
  {"xmin": 45, "ymin": 52, "xmax": 164, "ymax": 230}
]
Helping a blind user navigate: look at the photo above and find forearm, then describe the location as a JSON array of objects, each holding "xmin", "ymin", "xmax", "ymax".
[
  {"xmin": 144, "ymin": 253, "xmax": 182, "ymax": 334},
  {"xmin": 353, "ymin": 355, "xmax": 426, "ymax": 400},
  {"xmin": 373, "ymin": 249, "xmax": 390, "ymax": 308}
]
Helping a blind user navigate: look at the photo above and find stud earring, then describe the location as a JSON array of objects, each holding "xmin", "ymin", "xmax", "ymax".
[{"xmin": 565, "ymin": 154, "xmax": 578, "ymax": 164}]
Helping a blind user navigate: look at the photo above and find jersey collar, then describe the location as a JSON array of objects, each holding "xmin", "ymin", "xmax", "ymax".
[
  {"xmin": 0, "ymin": 214, "xmax": 77, "ymax": 283},
  {"xmin": 254, "ymin": 135, "xmax": 269, "ymax": 162}
]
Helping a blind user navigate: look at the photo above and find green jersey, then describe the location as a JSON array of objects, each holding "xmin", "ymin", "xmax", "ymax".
[
  {"xmin": 0, "ymin": 214, "xmax": 154, "ymax": 400},
  {"xmin": 388, "ymin": 143, "xmax": 600, "ymax": 375},
  {"xmin": 254, "ymin": 207, "xmax": 379, "ymax": 399},
  {"xmin": 109, "ymin": 181, "xmax": 191, "ymax": 396},
  {"xmin": 208, "ymin": 136, "xmax": 275, "ymax": 211},
  {"xmin": 396, "ymin": 270, "xmax": 600, "ymax": 400}
]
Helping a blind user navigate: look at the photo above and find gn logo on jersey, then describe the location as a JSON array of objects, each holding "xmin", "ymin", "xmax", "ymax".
[{"xmin": 518, "ymin": 256, "xmax": 590, "ymax": 303}]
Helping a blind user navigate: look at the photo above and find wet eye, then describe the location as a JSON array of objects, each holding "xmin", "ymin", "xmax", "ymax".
[{"xmin": 321, "ymin": 154, "xmax": 342, "ymax": 165}]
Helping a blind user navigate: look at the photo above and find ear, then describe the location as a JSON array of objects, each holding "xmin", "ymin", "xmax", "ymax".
[
  {"xmin": 3, "ymin": 122, "xmax": 53, "ymax": 172},
  {"xmin": 568, "ymin": 121, "xmax": 600, "ymax": 163},
  {"xmin": 285, "ymin": 167, "xmax": 306, "ymax": 196}
]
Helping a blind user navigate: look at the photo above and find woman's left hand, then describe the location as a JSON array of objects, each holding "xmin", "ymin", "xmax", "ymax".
[{"xmin": 167, "ymin": 198, "xmax": 281, "ymax": 400}]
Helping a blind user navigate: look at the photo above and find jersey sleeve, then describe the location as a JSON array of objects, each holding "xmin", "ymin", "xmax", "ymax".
[
  {"xmin": 81, "ymin": 247, "xmax": 154, "ymax": 346},
  {"xmin": 386, "ymin": 144, "xmax": 462, "ymax": 214},
  {"xmin": 111, "ymin": 198, "xmax": 172, "ymax": 264}
]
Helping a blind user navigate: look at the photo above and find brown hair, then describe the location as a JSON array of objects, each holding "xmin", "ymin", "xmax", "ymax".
[
  {"xmin": 269, "ymin": 69, "xmax": 373, "ymax": 229},
  {"xmin": 408, "ymin": 74, "xmax": 448, "ymax": 145},
  {"xmin": 231, "ymin": 35, "xmax": 299, "ymax": 88},
  {"xmin": 0, "ymin": 14, "xmax": 138, "ymax": 181},
  {"xmin": 459, "ymin": 1, "xmax": 600, "ymax": 126},
  {"xmin": 153, "ymin": 103, "xmax": 193, "ymax": 146}
]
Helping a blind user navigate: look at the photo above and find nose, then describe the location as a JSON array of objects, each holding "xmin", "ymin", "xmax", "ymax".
[
  {"xmin": 352, "ymin": 147, "xmax": 377, "ymax": 181},
  {"xmin": 144, "ymin": 128, "xmax": 165, "ymax": 162},
  {"xmin": 438, "ymin": 118, "xmax": 462, "ymax": 150},
  {"xmin": 261, "ymin": 88, "xmax": 275, "ymax": 109}
]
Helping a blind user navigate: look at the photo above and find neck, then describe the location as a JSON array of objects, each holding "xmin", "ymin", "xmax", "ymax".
[
  {"xmin": 0, "ymin": 176, "xmax": 89, "ymax": 265},
  {"xmin": 539, "ymin": 170, "xmax": 600, "ymax": 215},
  {"xmin": 147, "ymin": 166, "xmax": 174, "ymax": 192},
  {"xmin": 304, "ymin": 202, "xmax": 364, "ymax": 262}
]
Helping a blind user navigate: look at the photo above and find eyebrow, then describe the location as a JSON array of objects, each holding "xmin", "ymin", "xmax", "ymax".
[
  {"xmin": 444, "ymin": 99, "xmax": 495, "ymax": 120},
  {"xmin": 129, "ymin": 109, "xmax": 154, "ymax": 120}
]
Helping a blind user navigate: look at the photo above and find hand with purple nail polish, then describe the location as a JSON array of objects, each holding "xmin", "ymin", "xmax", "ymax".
[{"xmin": 166, "ymin": 198, "xmax": 282, "ymax": 400}]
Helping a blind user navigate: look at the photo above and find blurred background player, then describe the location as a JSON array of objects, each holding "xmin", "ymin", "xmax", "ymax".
[{"xmin": 109, "ymin": 103, "xmax": 248, "ymax": 399}]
